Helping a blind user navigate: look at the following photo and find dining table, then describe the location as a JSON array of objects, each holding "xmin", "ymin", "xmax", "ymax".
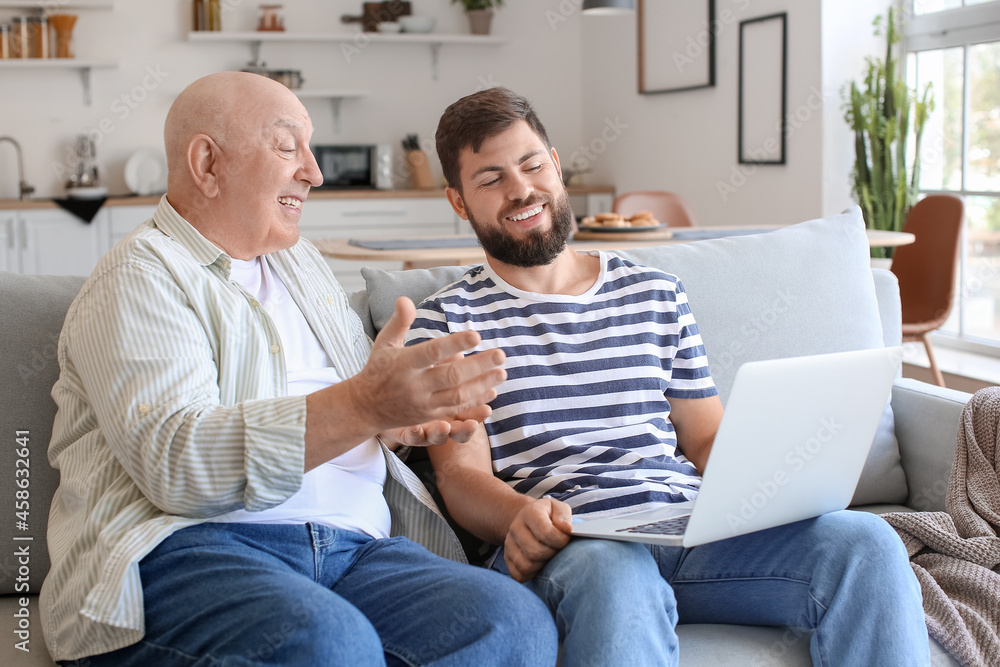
[{"xmin": 313, "ymin": 226, "xmax": 916, "ymax": 271}]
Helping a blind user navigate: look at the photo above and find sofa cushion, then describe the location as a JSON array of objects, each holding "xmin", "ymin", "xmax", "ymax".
[
  {"xmin": 615, "ymin": 209, "xmax": 906, "ymax": 505},
  {"xmin": 0, "ymin": 272, "xmax": 85, "ymax": 594},
  {"xmin": 359, "ymin": 208, "xmax": 908, "ymax": 506},
  {"xmin": 361, "ymin": 264, "xmax": 473, "ymax": 333}
]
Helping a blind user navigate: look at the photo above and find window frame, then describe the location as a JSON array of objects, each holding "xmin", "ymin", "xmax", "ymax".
[{"xmin": 903, "ymin": 0, "xmax": 1000, "ymax": 356}]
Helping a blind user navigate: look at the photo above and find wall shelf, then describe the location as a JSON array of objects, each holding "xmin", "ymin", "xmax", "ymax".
[
  {"xmin": 293, "ymin": 89, "xmax": 369, "ymax": 133},
  {"xmin": 0, "ymin": 1, "xmax": 113, "ymax": 8},
  {"xmin": 0, "ymin": 59, "xmax": 117, "ymax": 105},
  {"xmin": 188, "ymin": 31, "xmax": 506, "ymax": 81}
]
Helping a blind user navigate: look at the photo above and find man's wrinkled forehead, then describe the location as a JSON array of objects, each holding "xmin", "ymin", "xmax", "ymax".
[{"xmin": 251, "ymin": 113, "xmax": 313, "ymax": 142}]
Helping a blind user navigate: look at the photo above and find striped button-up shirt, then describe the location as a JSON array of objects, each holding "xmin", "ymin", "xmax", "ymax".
[{"xmin": 40, "ymin": 196, "xmax": 464, "ymax": 661}]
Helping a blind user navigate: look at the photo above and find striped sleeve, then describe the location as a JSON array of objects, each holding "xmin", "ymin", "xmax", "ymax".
[
  {"xmin": 664, "ymin": 278, "xmax": 718, "ymax": 399},
  {"xmin": 63, "ymin": 260, "xmax": 306, "ymax": 517},
  {"xmin": 406, "ymin": 294, "xmax": 455, "ymax": 347}
]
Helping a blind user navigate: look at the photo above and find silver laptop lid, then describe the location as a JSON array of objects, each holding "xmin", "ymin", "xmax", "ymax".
[{"xmin": 682, "ymin": 346, "xmax": 902, "ymax": 547}]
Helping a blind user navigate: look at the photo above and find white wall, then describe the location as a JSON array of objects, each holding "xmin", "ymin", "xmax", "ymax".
[
  {"xmin": 0, "ymin": 0, "xmax": 884, "ymax": 228},
  {"xmin": 0, "ymin": 0, "xmax": 583, "ymax": 199},
  {"xmin": 821, "ymin": 0, "xmax": 884, "ymax": 218},
  {"xmin": 579, "ymin": 0, "xmax": 860, "ymax": 229}
]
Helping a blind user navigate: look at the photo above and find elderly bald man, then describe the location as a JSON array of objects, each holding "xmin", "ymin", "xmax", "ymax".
[{"xmin": 40, "ymin": 72, "xmax": 557, "ymax": 666}]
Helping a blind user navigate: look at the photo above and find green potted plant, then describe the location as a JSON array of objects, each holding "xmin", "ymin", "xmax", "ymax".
[
  {"xmin": 452, "ymin": 0, "xmax": 503, "ymax": 35},
  {"xmin": 842, "ymin": 6, "xmax": 934, "ymax": 258}
]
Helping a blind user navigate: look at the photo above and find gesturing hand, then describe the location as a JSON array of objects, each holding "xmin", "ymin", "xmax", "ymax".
[
  {"xmin": 349, "ymin": 297, "xmax": 506, "ymax": 437},
  {"xmin": 504, "ymin": 498, "xmax": 574, "ymax": 583}
]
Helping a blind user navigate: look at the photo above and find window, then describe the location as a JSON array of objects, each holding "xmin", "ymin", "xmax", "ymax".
[{"xmin": 905, "ymin": 0, "xmax": 1000, "ymax": 352}]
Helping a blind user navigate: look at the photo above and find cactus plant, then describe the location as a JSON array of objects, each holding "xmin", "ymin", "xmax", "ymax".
[{"xmin": 843, "ymin": 7, "xmax": 934, "ymax": 258}]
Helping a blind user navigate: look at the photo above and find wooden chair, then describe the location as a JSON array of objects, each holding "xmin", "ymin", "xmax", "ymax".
[
  {"xmin": 611, "ymin": 191, "xmax": 698, "ymax": 227},
  {"xmin": 890, "ymin": 194, "xmax": 965, "ymax": 387}
]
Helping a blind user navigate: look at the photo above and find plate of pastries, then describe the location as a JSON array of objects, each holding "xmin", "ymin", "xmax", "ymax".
[{"xmin": 578, "ymin": 210, "xmax": 663, "ymax": 232}]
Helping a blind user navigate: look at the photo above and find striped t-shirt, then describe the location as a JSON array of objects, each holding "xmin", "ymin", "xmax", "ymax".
[{"xmin": 406, "ymin": 252, "xmax": 718, "ymax": 519}]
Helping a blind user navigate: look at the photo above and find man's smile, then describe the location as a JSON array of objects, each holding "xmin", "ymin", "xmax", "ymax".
[
  {"xmin": 508, "ymin": 205, "xmax": 544, "ymax": 222},
  {"xmin": 505, "ymin": 203, "xmax": 547, "ymax": 229},
  {"xmin": 277, "ymin": 196, "xmax": 303, "ymax": 210}
]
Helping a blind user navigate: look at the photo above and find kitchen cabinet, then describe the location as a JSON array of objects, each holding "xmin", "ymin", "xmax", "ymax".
[
  {"xmin": 17, "ymin": 209, "xmax": 108, "ymax": 276},
  {"xmin": 298, "ymin": 197, "xmax": 461, "ymax": 293},
  {"xmin": 107, "ymin": 205, "xmax": 156, "ymax": 247},
  {"xmin": 0, "ymin": 195, "xmax": 463, "ymax": 290},
  {"xmin": 1, "ymin": 187, "xmax": 611, "ymax": 287},
  {"xmin": 105, "ymin": 198, "xmax": 462, "ymax": 292},
  {"xmin": 0, "ymin": 214, "xmax": 18, "ymax": 273}
]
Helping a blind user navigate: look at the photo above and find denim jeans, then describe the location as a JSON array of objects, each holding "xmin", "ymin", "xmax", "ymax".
[
  {"xmin": 492, "ymin": 510, "xmax": 930, "ymax": 667},
  {"xmin": 67, "ymin": 522, "xmax": 557, "ymax": 667}
]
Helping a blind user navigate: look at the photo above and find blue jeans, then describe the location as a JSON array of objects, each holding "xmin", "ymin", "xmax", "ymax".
[
  {"xmin": 492, "ymin": 510, "xmax": 929, "ymax": 667},
  {"xmin": 68, "ymin": 522, "xmax": 557, "ymax": 667}
]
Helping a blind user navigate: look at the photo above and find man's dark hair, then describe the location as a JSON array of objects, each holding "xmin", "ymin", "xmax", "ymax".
[{"xmin": 435, "ymin": 87, "xmax": 552, "ymax": 192}]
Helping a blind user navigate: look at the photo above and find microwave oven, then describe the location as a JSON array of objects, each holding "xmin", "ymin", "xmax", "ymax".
[{"xmin": 313, "ymin": 144, "xmax": 393, "ymax": 190}]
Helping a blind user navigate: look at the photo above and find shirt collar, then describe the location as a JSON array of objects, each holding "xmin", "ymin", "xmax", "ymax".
[{"xmin": 152, "ymin": 194, "xmax": 233, "ymax": 272}]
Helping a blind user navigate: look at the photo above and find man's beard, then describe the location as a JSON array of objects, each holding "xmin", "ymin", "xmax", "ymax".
[{"xmin": 468, "ymin": 191, "xmax": 575, "ymax": 268}]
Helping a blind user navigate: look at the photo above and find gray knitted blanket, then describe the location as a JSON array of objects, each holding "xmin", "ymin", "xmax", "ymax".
[{"xmin": 883, "ymin": 387, "xmax": 1000, "ymax": 667}]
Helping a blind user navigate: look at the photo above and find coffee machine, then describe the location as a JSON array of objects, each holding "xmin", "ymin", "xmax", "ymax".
[{"xmin": 65, "ymin": 133, "xmax": 103, "ymax": 195}]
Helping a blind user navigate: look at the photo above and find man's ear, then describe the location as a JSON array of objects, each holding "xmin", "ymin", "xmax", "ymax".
[
  {"xmin": 550, "ymin": 146, "xmax": 562, "ymax": 182},
  {"xmin": 445, "ymin": 186, "xmax": 469, "ymax": 221},
  {"xmin": 187, "ymin": 134, "xmax": 221, "ymax": 199}
]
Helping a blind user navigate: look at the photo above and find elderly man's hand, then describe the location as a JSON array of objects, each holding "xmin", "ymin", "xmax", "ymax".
[
  {"xmin": 379, "ymin": 411, "xmax": 484, "ymax": 450},
  {"xmin": 349, "ymin": 297, "xmax": 506, "ymax": 440}
]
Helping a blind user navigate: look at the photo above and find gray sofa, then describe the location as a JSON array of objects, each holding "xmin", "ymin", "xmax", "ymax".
[{"xmin": 0, "ymin": 208, "xmax": 968, "ymax": 665}]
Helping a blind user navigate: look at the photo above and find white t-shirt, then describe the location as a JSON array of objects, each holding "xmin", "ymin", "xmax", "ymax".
[{"xmin": 212, "ymin": 256, "xmax": 391, "ymax": 538}]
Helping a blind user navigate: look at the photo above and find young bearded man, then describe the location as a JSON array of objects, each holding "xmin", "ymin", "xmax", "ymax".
[{"xmin": 405, "ymin": 87, "xmax": 930, "ymax": 666}]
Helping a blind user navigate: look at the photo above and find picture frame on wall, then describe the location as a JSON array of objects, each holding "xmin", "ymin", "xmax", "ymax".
[
  {"xmin": 738, "ymin": 12, "xmax": 788, "ymax": 165},
  {"xmin": 638, "ymin": 0, "xmax": 716, "ymax": 95}
]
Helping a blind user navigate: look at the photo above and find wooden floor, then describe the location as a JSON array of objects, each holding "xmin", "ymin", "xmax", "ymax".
[{"xmin": 901, "ymin": 363, "xmax": 993, "ymax": 394}]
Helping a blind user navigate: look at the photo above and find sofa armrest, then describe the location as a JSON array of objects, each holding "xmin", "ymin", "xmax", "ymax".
[{"xmin": 890, "ymin": 378, "xmax": 971, "ymax": 512}]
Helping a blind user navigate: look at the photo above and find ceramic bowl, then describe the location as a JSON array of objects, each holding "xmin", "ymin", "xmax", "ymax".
[
  {"xmin": 377, "ymin": 21, "xmax": 402, "ymax": 33},
  {"xmin": 399, "ymin": 16, "xmax": 435, "ymax": 33}
]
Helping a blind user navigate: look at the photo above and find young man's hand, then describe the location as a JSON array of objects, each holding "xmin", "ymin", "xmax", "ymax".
[{"xmin": 504, "ymin": 497, "xmax": 574, "ymax": 582}]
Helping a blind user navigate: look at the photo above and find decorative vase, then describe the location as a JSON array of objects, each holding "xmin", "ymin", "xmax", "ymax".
[{"xmin": 466, "ymin": 9, "xmax": 493, "ymax": 35}]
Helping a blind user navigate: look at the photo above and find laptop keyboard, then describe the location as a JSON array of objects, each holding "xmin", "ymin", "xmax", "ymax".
[{"xmin": 616, "ymin": 515, "xmax": 691, "ymax": 536}]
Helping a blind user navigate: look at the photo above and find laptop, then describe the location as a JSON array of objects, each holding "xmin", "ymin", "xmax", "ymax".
[{"xmin": 571, "ymin": 347, "xmax": 902, "ymax": 548}]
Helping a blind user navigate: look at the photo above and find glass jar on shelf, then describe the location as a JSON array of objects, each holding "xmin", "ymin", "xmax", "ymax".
[
  {"xmin": 207, "ymin": 0, "xmax": 221, "ymax": 31},
  {"xmin": 0, "ymin": 25, "xmax": 10, "ymax": 59},
  {"xmin": 258, "ymin": 4, "xmax": 285, "ymax": 32},
  {"xmin": 26, "ymin": 14, "xmax": 48, "ymax": 58},
  {"xmin": 48, "ymin": 14, "xmax": 78, "ymax": 58},
  {"xmin": 10, "ymin": 17, "xmax": 28, "ymax": 59}
]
